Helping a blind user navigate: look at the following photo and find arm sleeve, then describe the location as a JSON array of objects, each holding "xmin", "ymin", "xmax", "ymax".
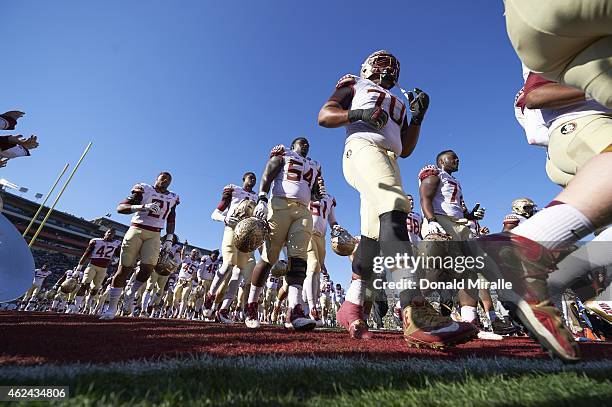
[
  {"xmin": 328, "ymin": 86, "xmax": 354, "ymax": 110},
  {"xmin": 216, "ymin": 187, "xmax": 233, "ymax": 211}
]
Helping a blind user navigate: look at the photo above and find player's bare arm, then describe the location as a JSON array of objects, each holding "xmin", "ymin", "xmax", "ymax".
[
  {"xmin": 524, "ymin": 83, "xmax": 586, "ymax": 110},
  {"xmin": 419, "ymin": 175, "xmax": 439, "ymax": 221},
  {"xmin": 258, "ymin": 155, "xmax": 284, "ymax": 195},
  {"xmin": 166, "ymin": 206, "xmax": 177, "ymax": 235},
  {"xmin": 318, "ymin": 75, "xmax": 388, "ymax": 130},
  {"xmin": 318, "ymin": 100, "xmax": 350, "ymax": 128},
  {"xmin": 77, "ymin": 241, "xmax": 95, "ymax": 269},
  {"xmin": 399, "ymin": 119, "xmax": 419, "ymax": 158}
]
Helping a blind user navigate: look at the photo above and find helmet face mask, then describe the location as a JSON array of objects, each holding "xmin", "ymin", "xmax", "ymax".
[{"xmin": 361, "ymin": 50, "xmax": 400, "ymax": 89}]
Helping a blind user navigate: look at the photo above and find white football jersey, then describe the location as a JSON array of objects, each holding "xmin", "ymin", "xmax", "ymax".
[
  {"xmin": 197, "ymin": 256, "xmax": 219, "ymax": 281},
  {"xmin": 270, "ymin": 145, "xmax": 321, "ymax": 206},
  {"xmin": 406, "ymin": 212, "xmax": 423, "ymax": 243},
  {"xmin": 130, "ymin": 183, "xmax": 180, "ymax": 231},
  {"xmin": 166, "ymin": 275, "xmax": 177, "ymax": 291},
  {"xmin": 342, "ymin": 76, "xmax": 407, "ymax": 155},
  {"xmin": 33, "ymin": 268, "xmax": 52, "ymax": 286},
  {"xmin": 321, "ymin": 279, "xmax": 334, "ymax": 297},
  {"xmin": 467, "ymin": 220, "xmax": 481, "ymax": 238},
  {"xmin": 334, "ymin": 288, "xmax": 345, "ymax": 303},
  {"xmin": 514, "ymin": 89, "xmax": 549, "ymax": 147},
  {"xmin": 170, "ymin": 244, "xmax": 182, "ymax": 263},
  {"xmin": 503, "ymin": 213, "xmax": 528, "ymax": 229},
  {"xmin": 418, "ymin": 166, "xmax": 464, "ymax": 218},
  {"xmin": 222, "ymin": 184, "xmax": 257, "ymax": 221},
  {"xmin": 89, "ymin": 238, "xmax": 121, "ymax": 268},
  {"xmin": 178, "ymin": 257, "xmax": 199, "ymax": 280},
  {"xmin": 310, "ymin": 194, "xmax": 336, "ymax": 235},
  {"xmin": 266, "ymin": 274, "xmax": 280, "ymax": 290}
]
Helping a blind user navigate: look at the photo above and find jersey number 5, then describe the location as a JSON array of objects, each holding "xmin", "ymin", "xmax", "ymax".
[{"xmin": 286, "ymin": 159, "xmax": 314, "ymax": 187}]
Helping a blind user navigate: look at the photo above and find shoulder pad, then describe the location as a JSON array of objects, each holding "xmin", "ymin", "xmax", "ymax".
[
  {"xmin": 336, "ymin": 74, "xmax": 358, "ymax": 89},
  {"xmin": 270, "ymin": 144, "xmax": 286, "ymax": 158},
  {"xmin": 418, "ymin": 165, "xmax": 440, "ymax": 181},
  {"xmin": 131, "ymin": 183, "xmax": 145, "ymax": 194}
]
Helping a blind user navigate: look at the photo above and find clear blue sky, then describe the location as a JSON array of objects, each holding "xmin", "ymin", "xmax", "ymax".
[{"xmin": 2, "ymin": 1, "xmax": 562, "ymax": 287}]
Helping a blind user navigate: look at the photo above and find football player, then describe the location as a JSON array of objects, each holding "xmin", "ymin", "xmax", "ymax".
[
  {"xmin": 141, "ymin": 235, "xmax": 184, "ymax": 316},
  {"xmin": 71, "ymin": 228, "xmax": 121, "ymax": 314},
  {"xmin": 173, "ymin": 248, "xmax": 200, "ymax": 318},
  {"xmin": 504, "ymin": 0, "xmax": 612, "ymax": 109},
  {"xmin": 22, "ymin": 264, "xmax": 51, "ymax": 311},
  {"xmin": 205, "ymin": 172, "xmax": 258, "ymax": 322},
  {"xmin": 197, "ymin": 250, "xmax": 219, "ymax": 299},
  {"xmin": 50, "ymin": 269, "xmax": 79, "ymax": 312},
  {"xmin": 159, "ymin": 273, "xmax": 178, "ymax": 318},
  {"xmin": 246, "ymin": 137, "xmax": 321, "ymax": 331},
  {"xmin": 100, "ymin": 172, "xmax": 179, "ymax": 320},
  {"xmin": 305, "ymin": 177, "xmax": 342, "ymax": 326},
  {"xmin": 319, "ymin": 273, "xmax": 334, "ymax": 324},
  {"xmin": 319, "ymin": 51, "xmax": 479, "ymax": 347},
  {"xmin": 263, "ymin": 272, "xmax": 281, "ymax": 323},
  {"xmin": 476, "ymin": 61, "xmax": 612, "ymax": 362},
  {"xmin": 419, "ymin": 150, "xmax": 486, "ymax": 333},
  {"xmin": 502, "ymin": 198, "xmax": 537, "ymax": 232}
]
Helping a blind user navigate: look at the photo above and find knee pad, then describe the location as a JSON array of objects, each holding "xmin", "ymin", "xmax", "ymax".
[
  {"xmin": 285, "ymin": 258, "xmax": 307, "ymax": 285},
  {"xmin": 351, "ymin": 236, "xmax": 380, "ymax": 280}
]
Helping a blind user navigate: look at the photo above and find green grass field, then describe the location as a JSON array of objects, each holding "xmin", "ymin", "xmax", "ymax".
[{"xmin": 2, "ymin": 355, "xmax": 612, "ymax": 406}]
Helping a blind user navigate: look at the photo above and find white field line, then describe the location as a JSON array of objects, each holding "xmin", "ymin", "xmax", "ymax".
[{"xmin": 1, "ymin": 355, "xmax": 611, "ymax": 381}]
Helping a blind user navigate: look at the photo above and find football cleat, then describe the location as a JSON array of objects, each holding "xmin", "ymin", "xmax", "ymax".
[
  {"xmin": 309, "ymin": 308, "xmax": 325, "ymax": 328},
  {"xmin": 245, "ymin": 302, "xmax": 260, "ymax": 329},
  {"xmin": 284, "ymin": 304, "xmax": 317, "ymax": 331},
  {"xmin": 216, "ymin": 309, "xmax": 234, "ymax": 324},
  {"xmin": 491, "ymin": 317, "xmax": 520, "ymax": 335},
  {"xmin": 203, "ymin": 293, "xmax": 215, "ymax": 318},
  {"xmin": 336, "ymin": 301, "xmax": 373, "ymax": 339},
  {"xmin": 479, "ymin": 232, "xmax": 580, "ymax": 362},
  {"xmin": 402, "ymin": 300, "xmax": 478, "ymax": 349}
]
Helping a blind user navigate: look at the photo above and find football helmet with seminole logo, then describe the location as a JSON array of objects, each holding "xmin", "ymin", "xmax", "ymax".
[
  {"xmin": 360, "ymin": 50, "xmax": 400, "ymax": 89},
  {"xmin": 511, "ymin": 198, "xmax": 536, "ymax": 218}
]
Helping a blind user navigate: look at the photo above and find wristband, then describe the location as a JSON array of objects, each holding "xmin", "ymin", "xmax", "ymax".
[
  {"xmin": 427, "ymin": 217, "xmax": 437, "ymax": 223},
  {"xmin": 130, "ymin": 205, "xmax": 143, "ymax": 213},
  {"xmin": 257, "ymin": 193, "xmax": 269, "ymax": 203}
]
